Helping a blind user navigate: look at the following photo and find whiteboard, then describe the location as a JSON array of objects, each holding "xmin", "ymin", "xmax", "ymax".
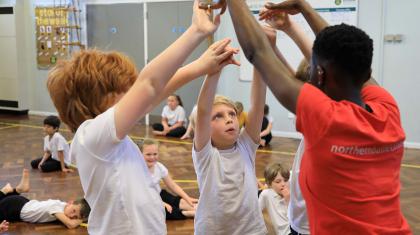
[{"xmin": 239, "ymin": 0, "xmax": 358, "ymax": 81}]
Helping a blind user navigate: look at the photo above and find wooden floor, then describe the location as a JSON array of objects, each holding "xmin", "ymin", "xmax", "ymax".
[{"xmin": 0, "ymin": 114, "xmax": 419, "ymax": 234}]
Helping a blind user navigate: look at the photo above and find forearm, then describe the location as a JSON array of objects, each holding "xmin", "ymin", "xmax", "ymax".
[
  {"xmin": 227, "ymin": 0, "xmax": 301, "ymax": 113},
  {"xmin": 57, "ymin": 151, "xmax": 66, "ymax": 170},
  {"xmin": 283, "ymin": 21, "xmax": 313, "ymax": 60},
  {"xmin": 260, "ymin": 129, "xmax": 270, "ymax": 137},
  {"xmin": 39, "ymin": 152, "xmax": 51, "ymax": 165},
  {"xmin": 168, "ymin": 121, "xmax": 184, "ymax": 130},
  {"xmin": 140, "ymin": 27, "xmax": 206, "ymax": 91},
  {"xmin": 55, "ymin": 213, "xmax": 81, "ymax": 229},
  {"xmin": 195, "ymin": 73, "xmax": 220, "ymax": 150},
  {"xmin": 299, "ymin": 1, "xmax": 328, "ymax": 35},
  {"xmin": 227, "ymin": 0, "xmax": 273, "ymax": 68},
  {"xmin": 273, "ymin": 47, "xmax": 295, "ymax": 75},
  {"xmin": 147, "ymin": 60, "xmax": 205, "ymax": 113},
  {"xmin": 246, "ymin": 69, "xmax": 267, "ymax": 142},
  {"xmin": 197, "ymin": 74, "xmax": 219, "ymax": 119},
  {"xmin": 115, "ymin": 27, "xmax": 206, "ymax": 139},
  {"xmin": 162, "ymin": 119, "xmax": 169, "ymax": 128},
  {"xmin": 168, "ymin": 182, "xmax": 191, "ymax": 202}
]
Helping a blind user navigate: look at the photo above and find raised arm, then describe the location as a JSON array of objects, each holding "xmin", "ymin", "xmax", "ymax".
[
  {"xmin": 194, "ymin": 72, "xmax": 221, "ymax": 151},
  {"xmin": 114, "ymin": 0, "xmax": 220, "ymax": 139},
  {"xmin": 262, "ymin": 0, "xmax": 328, "ymax": 36},
  {"xmin": 226, "ymin": 0, "xmax": 302, "ymax": 113},
  {"xmin": 145, "ymin": 38, "xmax": 239, "ymax": 114},
  {"xmin": 261, "ymin": 24, "xmax": 295, "ymax": 75},
  {"xmin": 261, "ymin": 11, "xmax": 313, "ymax": 60},
  {"xmin": 194, "ymin": 40, "xmax": 239, "ymax": 150},
  {"xmin": 245, "ymin": 69, "xmax": 267, "ymax": 143}
]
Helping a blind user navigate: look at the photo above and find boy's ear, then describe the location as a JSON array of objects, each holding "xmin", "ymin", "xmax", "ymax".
[{"xmin": 316, "ymin": 65, "xmax": 325, "ymax": 87}]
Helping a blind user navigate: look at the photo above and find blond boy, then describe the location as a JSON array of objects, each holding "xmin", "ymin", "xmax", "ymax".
[{"xmin": 193, "ymin": 66, "xmax": 267, "ymax": 234}]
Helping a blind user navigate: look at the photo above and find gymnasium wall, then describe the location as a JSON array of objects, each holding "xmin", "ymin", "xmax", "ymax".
[{"xmin": 2, "ymin": 0, "xmax": 419, "ymax": 147}]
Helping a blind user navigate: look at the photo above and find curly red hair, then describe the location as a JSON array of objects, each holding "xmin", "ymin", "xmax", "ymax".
[{"xmin": 47, "ymin": 49, "xmax": 138, "ymax": 132}]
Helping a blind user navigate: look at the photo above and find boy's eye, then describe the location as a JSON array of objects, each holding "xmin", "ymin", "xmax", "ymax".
[
  {"xmin": 229, "ymin": 112, "xmax": 236, "ymax": 117},
  {"xmin": 213, "ymin": 114, "xmax": 223, "ymax": 120}
]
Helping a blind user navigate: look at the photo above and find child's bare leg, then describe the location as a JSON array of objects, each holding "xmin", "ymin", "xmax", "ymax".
[
  {"xmin": 181, "ymin": 210, "xmax": 195, "ymax": 218},
  {"xmin": 16, "ymin": 169, "xmax": 30, "ymax": 193},
  {"xmin": 1, "ymin": 183, "xmax": 13, "ymax": 195},
  {"xmin": 152, "ymin": 130, "xmax": 165, "ymax": 136},
  {"xmin": 179, "ymin": 198, "xmax": 195, "ymax": 211}
]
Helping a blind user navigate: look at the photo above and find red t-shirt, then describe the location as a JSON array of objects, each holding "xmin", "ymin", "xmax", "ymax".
[{"xmin": 296, "ymin": 83, "xmax": 412, "ymax": 234}]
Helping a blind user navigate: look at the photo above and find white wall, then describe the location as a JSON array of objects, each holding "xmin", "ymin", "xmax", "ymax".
[
  {"xmin": 4, "ymin": 0, "xmax": 420, "ymax": 146},
  {"xmin": 214, "ymin": 0, "xmax": 420, "ymax": 144}
]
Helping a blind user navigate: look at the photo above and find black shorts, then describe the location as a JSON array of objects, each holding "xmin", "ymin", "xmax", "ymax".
[
  {"xmin": 0, "ymin": 194, "xmax": 29, "ymax": 222},
  {"xmin": 160, "ymin": 189, "xmax": 187, "ymax": 220}
]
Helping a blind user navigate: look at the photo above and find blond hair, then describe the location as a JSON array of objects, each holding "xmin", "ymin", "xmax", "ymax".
[
  {"xmin": 295, "ymin": 59, "xmax": 310, "ymax": 82},
  {"xmin": 213, "ymin": 95, "xmax": 238, "ymax": 113},
  {"xmin": 47, "ymin": 49, "xmax": 138, "ymax": 132},
  {"xmin": 234, "ymin": 101, "xmax": 244, "ymax": 114},
  {"xmin": 264, "ymin": 163, "xmax": 290, "ymax": 186},
  {"xmin": 138, "ymin": 138, "xmax": 159, "ymax": 152}
]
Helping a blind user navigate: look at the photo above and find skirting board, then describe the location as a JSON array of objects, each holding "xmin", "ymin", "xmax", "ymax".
[{"xmin": 28, "ymin": 110, "xmax": 58, "ymax": 116}]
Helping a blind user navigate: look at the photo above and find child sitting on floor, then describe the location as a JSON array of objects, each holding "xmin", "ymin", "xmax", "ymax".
[
  {"xmin": 30, "ymin": 116, "xmax": 72, "ymax": 173},
  {"xmin": 152, "ymin": 94, "xmax": 187, "ymax": 138},
  {"xmin": 138, "ymin": 139, "xmax": 197, "ymax": 220},
  {"xmin": 0, "ymin": 169, "xmax": 90, "ymax": 229},
  {"xmin": 181, "ymin": 105, "xmax": 197, "ymax": 140}
]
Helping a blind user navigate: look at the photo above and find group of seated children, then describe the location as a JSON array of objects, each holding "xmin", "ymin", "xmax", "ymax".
[{"xmin": 157, "ymin": 96, "xmax": 274, "ymax": 149}]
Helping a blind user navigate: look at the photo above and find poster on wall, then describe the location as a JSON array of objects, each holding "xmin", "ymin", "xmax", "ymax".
[
  {"xmin": 35, "ymin": 6, "xmax": 70, "ymax": 69},
  {"xmin": 239, "ymin": 0, "xmax": 358, "ymax": 81}
]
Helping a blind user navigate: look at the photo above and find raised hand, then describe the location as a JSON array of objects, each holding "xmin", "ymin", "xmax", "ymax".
[
  {"xmin": 198, "ymin": 0, "xmax": 227, "ymax": 15},
  {"xmin": 259, "ymin": 8, "xmax": 291, "ymax": 31},
  {"xmin": 192, "ymin": 0, "xmax": 222, "ymax": 36},
  {"xmin": 262, "ymin": 0, "xmax": 306, "ymax": 16},
  {"xmin": 196, "ymin": 38, "xmax": 240, "ymax": 75}
]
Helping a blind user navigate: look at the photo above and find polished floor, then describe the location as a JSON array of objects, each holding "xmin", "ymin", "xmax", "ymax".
[{"xmin": 0, "ymin": 114, "xmax": 419, "ymax": 234}]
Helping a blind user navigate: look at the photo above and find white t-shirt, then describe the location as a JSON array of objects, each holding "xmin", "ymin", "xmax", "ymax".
[
  {"xmin": 259, "ymin": 189, "xmax": 290, "ymax": 235},
  {"xmin": 288, "ymin": 139, "xmax": 310, "ymax": 234},
  {"xmin": 150, "ymin": 162, "xmax": 169, "ymax": 194},
  {"xmin": 71, "ymin": 107, "xmax": 166, "ymax": 235},
  {"xmin": 162, "ymin": 105, "xmax": 186, "ymax": 126},
  {"xmin": 265, "ymin": 115, "xmax": 274, "ymax": 124},
  {"xmin": 20, "ymin": 199, "xmax": 66, "ymax": 223},
  {"xmin": 192, "ymin": 130, "xmax": 267, "ymax": 235},
  {"xmin": 43, "ymin": 132, "xmax": 70, "ymax": 165}
]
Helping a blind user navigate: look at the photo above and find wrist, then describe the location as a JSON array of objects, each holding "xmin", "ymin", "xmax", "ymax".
[
  {"xmin": 283, "ymin": 20, "xmax": 298, "ymax": 35},
  {"xmin": 299, "ymin": 0, "xmax": 312, "ymax": 15},
  {"xmin": 188, "ymin": 25, "xmax": 208, "ymax": 41},
  {"xmin": 190, "ymin": 59, "xmax": 207, "ymax": 77}
]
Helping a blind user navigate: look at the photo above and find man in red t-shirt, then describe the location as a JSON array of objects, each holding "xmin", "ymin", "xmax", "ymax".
[{"xmin": 212, "ymin": 0, "xmax": 413, "ymax": 233}]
